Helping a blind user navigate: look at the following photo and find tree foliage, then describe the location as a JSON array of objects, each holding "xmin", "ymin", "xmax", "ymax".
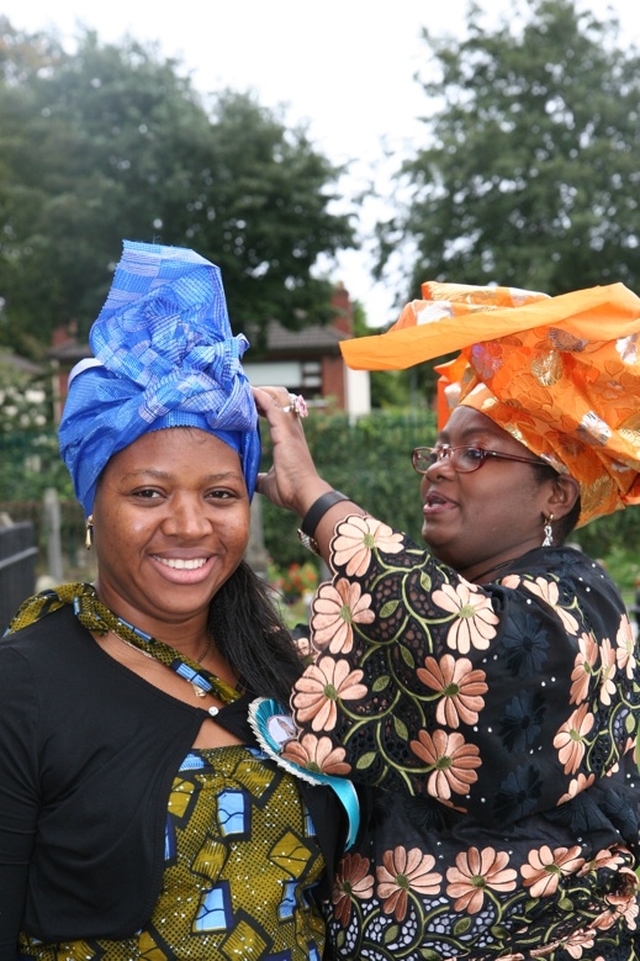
[
  {"xmin": 376, "ymin": 0, "xmax": 640, "ymax": 301},
  {"xmin": 0, "ymin": 20, "xmax": 355, "ymax": 355}
]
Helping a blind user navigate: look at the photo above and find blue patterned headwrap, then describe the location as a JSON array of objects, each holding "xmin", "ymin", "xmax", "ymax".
[{"xmin": 59, "ymin": 240, "xmax": 260, "ymax": 515}]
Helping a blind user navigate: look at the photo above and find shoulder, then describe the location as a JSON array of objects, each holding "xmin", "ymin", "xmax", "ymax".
[
  {"xmin": 2, "ymin": 603, "xmax": 88, "ymax": 659},
  {"xmin": 496, "ymin": 546, "xmax": 628, "ymax": 637},
  {"xmin": 512, "ymin": 546, "xmax": 623, "ymax": 601}
]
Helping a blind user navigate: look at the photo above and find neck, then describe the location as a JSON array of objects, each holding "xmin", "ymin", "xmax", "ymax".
[
  {"xmin": 464, "ymin": 557, "xmax": 518, "ymax": 584},
  {"xmin": 92, "ymin": 578, "xmax": 211, "ymax": 661}
]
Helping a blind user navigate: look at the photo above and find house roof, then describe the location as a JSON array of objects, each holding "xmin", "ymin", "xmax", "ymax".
[
  {"xmin": 47, "ymin": 318, "xmax": 351, "ymax": 366},
  {"xmin": 47, "ymin": 341, "xmax": 91, "ymax": 363},
  {"xmin": 249, "ymin": 319, "xmax": 350, "ymax": 357},
  {"xmin": 0, "ymin": 351, "xmax": 44, "ymax": 375}
]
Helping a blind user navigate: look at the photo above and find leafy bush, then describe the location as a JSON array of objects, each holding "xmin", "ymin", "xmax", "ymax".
[{"xmin": 260, "ymin": 408, "xmax": 437, "ymax": 568}]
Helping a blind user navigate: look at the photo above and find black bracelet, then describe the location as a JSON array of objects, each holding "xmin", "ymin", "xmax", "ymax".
[
  {"xmin": 297, "ymin": 490, "xmax": 351, "ymax": 555},
  {"xmin": 299, "ymin": 490, "xmax": 351, "ymax": 538}
]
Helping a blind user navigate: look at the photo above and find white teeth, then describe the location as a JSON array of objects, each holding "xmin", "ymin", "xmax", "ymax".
[{"xmin": 156, "ymin": 557, "xmax": 208, "ymax": 570}]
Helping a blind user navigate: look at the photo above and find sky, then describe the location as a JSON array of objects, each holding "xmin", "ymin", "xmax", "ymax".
[{"xmin": 2, "ymin": 0, "xmax": 639, "ymax": 329}]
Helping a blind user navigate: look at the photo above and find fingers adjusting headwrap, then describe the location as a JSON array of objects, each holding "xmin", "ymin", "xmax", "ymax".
[
  {"xmin": 340, "ymin": 280, "xmax": 640, "ymax": 526},
  {"xmin": 59, "ymin": 240, "xmax": 261, "ymax": 514}
]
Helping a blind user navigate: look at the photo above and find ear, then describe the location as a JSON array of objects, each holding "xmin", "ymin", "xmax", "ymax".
[{"xmin": 546, "ymin": 473, "xmax": 580, "ymax": 520}]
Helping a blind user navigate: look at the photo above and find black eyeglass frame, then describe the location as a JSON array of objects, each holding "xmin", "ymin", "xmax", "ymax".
[{"xmin": 411, "ymin": 444, "xmax": 544, "ymax": 475}]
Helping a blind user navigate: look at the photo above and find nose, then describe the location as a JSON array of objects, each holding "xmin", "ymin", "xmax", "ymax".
[
  {"xmin": 425, "ymin": 450, "xmax": 455, "ymax": 480},
  {"xmin": 163, "ymin": 493, "xmax": 210, "ymax": 539}
]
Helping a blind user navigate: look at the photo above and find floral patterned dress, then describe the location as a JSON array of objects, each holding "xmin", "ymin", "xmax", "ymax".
[{"xmin": 286, "ymin": 514, "xmax": 640, "ymax": 961}]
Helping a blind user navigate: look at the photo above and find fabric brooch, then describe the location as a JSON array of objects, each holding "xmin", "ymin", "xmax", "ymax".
[{"xmin": 248, "ymin": 697, "xmax": 360, "ymax": 850}]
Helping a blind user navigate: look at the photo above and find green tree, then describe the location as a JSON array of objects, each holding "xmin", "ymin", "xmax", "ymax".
[
  {"xmin": 376, "ymin": 0, "xmax": 640, "ymax": 301},
  {"xmin": 0, "ymin": 21, "xmax": 355, "ymax": 355}
]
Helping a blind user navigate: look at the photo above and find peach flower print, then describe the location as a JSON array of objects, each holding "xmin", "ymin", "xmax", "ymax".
[
  {"xmin": 410, "ymin": 729, "xmax": 481, "ymax": 800},
  {"xmin": 430, "ymin": 582, "xmax": 499, "ymax": 654},
  {"xmin": 310, "ymin": 578, "xmax": 375, "ymax": 654},
  {"xmin": 521, "ymin": 844, "xmax": 585, "ymax": 897},
  {"xmin": 376, "ymin": 846, "xmax": 443, "ymax": 921},
  {"xmin": 282, "ymin": 732, "xmax": 351, "ymax": 776},
  {"xmin": 501, "ymin": 574, "xmax": 522, "ymax": 590},
  {"xmin": 598, "ymin": 637, "xmax": 617, "ymax": 706},
  {"xmin": 579, "ymin": 847, "xmax": 626, "ymax": 876},
  {"xmin": 519, "ymin": 576, "xmax": 580, "ymax": 635},
  {"xmin": 331, "ymin": 515, "xmax": 404, "ymax": 577},
  {"xmin": 569, "ymin": 632, "xmax": 599, "ymax": 705},
  {"xmin": 446, "ymin": 846, "xmax": 517, "ymax": 913},
  {"xmin": 417, "ymin": 654, "xmax": 488, "ymax": 728},
  {"xmin": 558, "ymin": 771, "xmax": 595, "ymax": 804},
  {"xmin": 563, "ymin": 927, "xmax": 596, "ymax": 959},
  {"xmin": 592, "ymin": 909, "xmax": 616, "ymax": 932},
  {"xmin": 603, "ymin": 866, "xmax": 639, "ymax": 929},
  {"xmin": 615, "ymin": 614, "xmax": 636, "ymax": 680},
  {"xmin": 332, "ymin": 853, "xmax": 375, "ymax": 927},
  {"xmin": 293, "ymin": 632, "xmax": 313, "ymax": 659},
  {"xmin": 292, "ymin": 656, "xmax": 367, "ymax": 732},
  {"xmin": 553, "ymin": 703, "xmax": 594, "ymax": 774}
]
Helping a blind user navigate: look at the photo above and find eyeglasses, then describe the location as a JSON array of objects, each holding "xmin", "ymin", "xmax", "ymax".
[{"xmin": 411, "ymin": 445, "xmax": 543, "ymax": 475}]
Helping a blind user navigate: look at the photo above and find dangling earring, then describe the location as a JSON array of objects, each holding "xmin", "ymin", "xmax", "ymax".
[
  {"xmin": 85, "ymin": 514, "xmax": 94, "ymax": 550},
  {"xmin": 542, "ymin": 513, "xmax": 554, "ymax": 548}
]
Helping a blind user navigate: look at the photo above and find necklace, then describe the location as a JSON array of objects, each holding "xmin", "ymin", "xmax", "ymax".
[
  {"xmin": 191, "ymin": 634, "xmax": 212, "ymax": 697},
  {"xmin": 468, "ymin": 557, "xmax": 517, "ymax": 584},
  {"xmin": 112, "ymin": 629, "xmax": 217, "ymax": 707}
]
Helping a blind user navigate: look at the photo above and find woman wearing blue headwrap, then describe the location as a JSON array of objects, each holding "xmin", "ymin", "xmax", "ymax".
[{"xmin": 0, "ymin": 242, "xmax": 348, "ymax": 960}]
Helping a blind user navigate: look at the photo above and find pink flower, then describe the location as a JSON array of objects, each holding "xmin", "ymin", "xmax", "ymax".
[
  {"xmin": 558, "ymin": 772, "xmax": 595, "ymax": 804},
  {"xmin": 417, "ymin": 654, "xmax": 488, "ymax": 728},
  {"xmin": 553, "ymin": 703, "xmax": 594, "ymax": 774},
  {"xmin": 310, "ymin": 578, "xmax": 375, "ymax": 654},
  {"xmin": 331, "ymin": 515, "xmax": 404, "ymax": 577},
  {"xmin": 569, "ymin": 632, "xmax": 599, "ymax": 705},
  {"xmin": 446, "ymin": 846, "xmax": 517, "ymax": 914},
  {"xmin": 599, "ymin": 637, "xmax": 617, "ymax": 706},
  {"xmin": 521, "ymin": 844, "xmax": 585, "ymax": 897},
  {"xmin": 332, "ymin": 853, "xmax": 375, "ymax": 926},
  {"xmin": 615, "ymin": 614, "xmax": 636, "ymax": 680},
  {"xmin": 410, "ymin": 728, "xmax": 481, "ymax": 800},
  {"xmin": 376, "ymin": 846, "xmax": 443, "ymax": 921},
  {"xmin": 292, "ymin": 656, "xmax": 367, "ymax": 731},
  {"xmin": 520, "ymin": 576, "xmax": 580, "ymax": 635},
  {"xmin": 431, "ymin": 582, "xmax": 499, "ymax": 654},
  {"xmin": 563, "ymin": 927, "xmax": 596, "ymax": 958},
  {"xmin": 282, "ymin": 732, "xmax": 351, "ymax": 776}
]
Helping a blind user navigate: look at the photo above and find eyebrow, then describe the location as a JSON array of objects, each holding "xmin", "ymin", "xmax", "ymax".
[
  {"xmin": 437, "ymin": 427, "xmax": 501, "ymax": 446},
  {"xmin": 119, "ymin": 468, "xmax": 241, "ymax": 482}
]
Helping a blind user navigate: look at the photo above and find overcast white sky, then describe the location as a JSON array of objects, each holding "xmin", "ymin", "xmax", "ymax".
[{"xmin": 2, "ymin": 0, "xmax": 639, "ymax": 327}]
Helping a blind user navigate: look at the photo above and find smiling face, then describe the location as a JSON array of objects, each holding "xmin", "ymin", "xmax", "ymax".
[
  {"xmin": 419, "ymin": 406, "xmax": 577, "ymax": 581},
  {"xmin": 91, "ymin": 427, "xmax": 250, "ymax": 641}
]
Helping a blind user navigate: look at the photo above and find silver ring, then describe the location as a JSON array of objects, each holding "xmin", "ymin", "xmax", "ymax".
[{"xmin": 282, "ymin": 393, "xmax": 309, "ymax": 418}]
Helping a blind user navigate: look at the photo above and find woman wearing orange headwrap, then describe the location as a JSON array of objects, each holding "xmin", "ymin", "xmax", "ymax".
[{"xmin": 254, "ymin": 280, "xmax": 640, "ymax": 961}]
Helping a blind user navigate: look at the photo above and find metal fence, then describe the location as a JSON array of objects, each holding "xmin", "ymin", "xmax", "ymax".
[
  {"xmin": 0, "ymin": 522, "xmax": 38, "ymax": 633},
  {"xmin": 0, "ymin": 496, "xmax": 88, "ymax": 581}
]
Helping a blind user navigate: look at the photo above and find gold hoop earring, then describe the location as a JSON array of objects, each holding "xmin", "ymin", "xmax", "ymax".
[
  {"xmin": 85, "ymin": 514, "xmax": 94, "ymax": 551},
  {"xmin": 542, "ymin": 513, "xmax": 554, "ymax": 548}
]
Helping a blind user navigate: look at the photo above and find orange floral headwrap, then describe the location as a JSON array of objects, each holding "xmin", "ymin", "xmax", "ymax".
[{"xmin": 340, "ymin": 281, "xmax": 640, "ymax": 526}]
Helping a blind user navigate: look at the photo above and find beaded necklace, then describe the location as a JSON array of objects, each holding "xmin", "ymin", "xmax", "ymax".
[{"xmin": 7, "ymin": 582, "xmax": 240, "ymax": 711}]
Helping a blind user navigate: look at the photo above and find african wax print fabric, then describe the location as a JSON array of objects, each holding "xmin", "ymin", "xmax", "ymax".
[
  {"xmin": 339, "ymin": 281, "xmax": 640, "ymax": 525},
  {"xmin": 285, "ymin": 514, "xmax": 640, "ymax": 960},
  {"xmin": 18, "ymin": 746, "xmax": 326, "ymax": 960}
]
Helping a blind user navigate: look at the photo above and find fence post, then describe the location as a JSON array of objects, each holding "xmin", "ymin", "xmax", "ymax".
[
  {"xmin": 247, "ymin": 496, "xmax": 269, "ymax": 580},
  {"xmin": 43, "ymin": 488, "xmax": 63, "ymax": 583}
]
